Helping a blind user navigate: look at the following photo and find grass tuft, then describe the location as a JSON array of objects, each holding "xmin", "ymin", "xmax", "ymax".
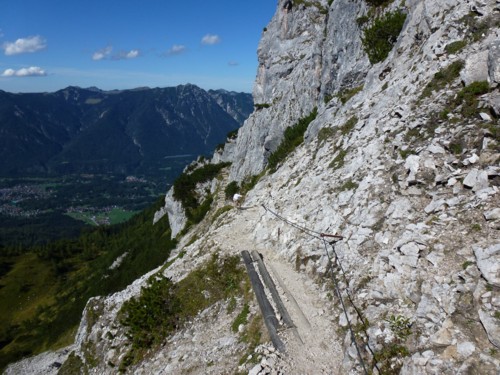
[{"xmin": 421, "ymin": 60, "xmax": 464, "ymax": 99}]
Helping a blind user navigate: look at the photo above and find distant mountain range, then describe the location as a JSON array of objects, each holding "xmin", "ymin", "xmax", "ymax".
[{"xmin": 0, "ymin": 85, "xmax": 253, "ymax": 177}]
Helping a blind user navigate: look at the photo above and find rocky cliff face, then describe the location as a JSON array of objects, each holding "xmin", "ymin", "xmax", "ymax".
[
  {"xmin": 220, "ymin": 0, "xmax": 372, "ymax": 181},
  {"xmin": 7, "ymin": 0, "xmax": 500, "ymax": 374}
]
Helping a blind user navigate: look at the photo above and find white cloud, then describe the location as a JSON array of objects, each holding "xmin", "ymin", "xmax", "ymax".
[
  {"xmin": 166, "ymin": 44, "xmax": 186, "ymax": 56},
  {"xmin": 1, "ymin": 66, "xmax": 47, "ymax": 77},
  {"xmin": 3, "ymin": 35, "xmax": 46, "ymax": 55},
  {"xmin": 92, "ymin": 46, "xmax": 113, "ymax": 61},
  {"xmin": 113, "ymin": 49, "xmax": 140, "ymax": 60},
  {"xmin": 228, "ymin": 61, "xmax": 239, "ymax": 66},
  {"xmin": 94, "ymin": 47, "xmax": 140, "ymax": 61},
  {"xmin": 126, "ymin": 49, "xmax": 139, "ymax": 59},
  {"xmin": 1, "ymin": 68, "xmax": 15, "ymax": 77},
  {"xmin": 201, "ymin": 34, "xmax": 221, "ymax": 45}
]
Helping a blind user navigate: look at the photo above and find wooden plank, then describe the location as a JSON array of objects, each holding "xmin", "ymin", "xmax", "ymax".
[
  {"xmin": 251, "ymin": 250, "xmax": 295, "ymax": 329},
  {"xmin": 241, "ymin": 250, "xmax": 285, "ymax": 353}
]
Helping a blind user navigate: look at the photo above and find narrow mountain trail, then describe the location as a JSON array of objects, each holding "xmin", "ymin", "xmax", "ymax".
[{"xmin": 213, "ymin": 202, "xmax": 346, "ymax": 374}]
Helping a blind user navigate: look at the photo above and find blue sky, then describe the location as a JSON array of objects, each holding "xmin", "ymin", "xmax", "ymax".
[{"xmin": 0, "ymin": 0, "xmax": 276, "ymax": 93}]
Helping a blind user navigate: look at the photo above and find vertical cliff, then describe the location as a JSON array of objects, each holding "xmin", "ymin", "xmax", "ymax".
[{"xmin": 218, "ymin": 0, "xmax": 372, "ymax": 181}]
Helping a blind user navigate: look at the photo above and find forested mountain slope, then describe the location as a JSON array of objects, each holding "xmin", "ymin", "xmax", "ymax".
[{"xmin": 0, "ymin": 85, "xmax": 252, "ymax": 176}]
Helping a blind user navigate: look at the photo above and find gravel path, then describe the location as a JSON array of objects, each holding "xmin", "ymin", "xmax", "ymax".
[{"xmin": 217, "ymin": 204, "xmax": 346, "ymax": 374}]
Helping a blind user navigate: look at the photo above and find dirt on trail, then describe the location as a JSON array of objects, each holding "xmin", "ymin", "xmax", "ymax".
[{"xmin": 214, "ymin": 203, "xmax": 347, "ymax": 374}]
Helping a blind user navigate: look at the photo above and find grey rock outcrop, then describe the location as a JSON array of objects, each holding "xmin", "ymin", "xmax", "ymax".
[
  {"xmin": 489, "ymin": 40, "xmax": 500, "ymax": 85},
  {"xmin": 159, "ymin": 189, "xmax": 186, "ymax": 238},
  {"xmin": 462, "ymin": 51, "xmax": 490, "ymax": 85},
  {"xmin": 223, "ymin": 3, "xmax": 330, "ymax": 181},
  {"xmin": 474, "ymin": 243, "xmax": 500, "ymax": 287},
  {"xmin": 479, "ymin": 309, "xmax": 500, "ymax": 348}
]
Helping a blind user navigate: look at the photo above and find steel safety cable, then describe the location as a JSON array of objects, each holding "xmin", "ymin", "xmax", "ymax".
[
  {"xmin": 262, "ymin": 203, "xmax": 379, "ymax": 374},
  {"xmin": 322, "ymin": 238, "xmax": 369, "ymax": 375},
  {"xmin": 261, "ymin": 204, "xmax": 324, "ymax": 239},
  {"xmin": 326, "ymin": 240, "xmax": 381, "ymax": 374}
]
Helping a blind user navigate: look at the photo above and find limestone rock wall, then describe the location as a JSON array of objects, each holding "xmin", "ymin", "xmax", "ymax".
[
  {"xmin": 225, "ymin": 0, "xmax": 331, "ymax": 181},
  {"xmin": 240, "ymin": 0, "xmax": 500, "ymax": 373}
]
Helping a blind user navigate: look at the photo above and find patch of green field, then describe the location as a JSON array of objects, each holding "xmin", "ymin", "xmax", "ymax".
[
  {"xmin": 66, "ymin": 208, "xmax": 139, "ymax": 226},
  {"xmin": 108, "ymin": 208, "xmax": 139, "ymax": 224},
  {"xmin": 65, "ymin": 212, "xmax": 96, "ymax": 226}
]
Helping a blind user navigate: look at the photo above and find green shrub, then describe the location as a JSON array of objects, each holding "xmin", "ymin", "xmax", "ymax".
[
  {"xmin": 454, "ymin": 81, "xmax": 490, "ymax": 117},
  {"xmin": 462, "ymin": 260, "xmax": 474, "ymax": 270},
  {"xmin": 420, "ymin": 60, "xmax": 464, "ymax": 99},
  {"xmin": 120, "ymin": 276, "xmax": 181, "ymax": 352},
  {"xmin": 373, "ymin": 343, "xmax": 410, "ymax": 374},
  {"xmin": 317, "ymin": 127, "xmax": 335, "ymax": 145},
  {"xmin": 457, "ymin": 80, "xmax": 490, "ymax": 97},
  {"xmin": 373, "ymin": 314, "xmax": 412, "ymax": 373},
  {"xmin": 241, "ymin": 171, "xmax": 266, "ymax": 193},
  {"xmin": 212, "ymin": 205, "xmax": 233, "ymax": 223},
  {"xmin": 448, "ymin": 142, "xmax": 463, "ymax": 155},
  {"xmin": 58, "ymin": 352, "xmax": 84, "ymax": 375},
  {"xmin": 357, "ymin": 15, "xmax": 370, "ymax": 27},
  {"xmin": 460, "ymin": 13, "xmax": 500, "ymax": 43},
  {"xmin": 482, "ymin": 122, "xmax": 500, "ymax": 142},
  {"xmin": 238, "ymin": 314, "xmax": 265, "ymax": 366},
  {"xmin": 386, "ymin": 315, "xmax": 412, "ymax": 340},
  {"xmin": 188, "ymin": 195, "xmax": 214, "ymax": 225},
  {"xmin": 227, "ymin": 129, "xmax": 239, "ymax": 140},
  {"xmin": 254, "ymin": 103, "xmax": 271, "ymax": 110},
  {"xmin": 225, "ymin": 181, "xmax": 239, "ymax": 200},
  {"xmin": 173, "ymin": 162, "xmax": 230, "ymax": 222},
  {"xmin": 470, "ymin": 223, "xmax": 481, "ymax": 232},
  {"xmin": 404, "ymin": 127, "xmax": 422, "ymax": 141},
  {"xmin": 268, "ymin": 108, "xmax": 318, "ymax": 172},
  {"xmin": 399, "ymin": 148, "xmax": 416, "ymax": 159},
  {"xmin": 329, "ymin": 149, "xmax": 347, "ymax": 169},
  {"xmin": 365, "ymin": 0, "xmax": 392, "ymax": 6},
  {"xmin": 232, "ymin": 304, "xmax": 250, "ymax": 332},
  {"xmin": 120, "ymin": 253, "xmax": 247, "ymax": 368},
  {"xmin": 339, "ymin": 179, "xmax": 359, "ymax": 191},
  {"xmin": 362, "ymin": 10, "xmax": 406, "ymax": 64}
]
